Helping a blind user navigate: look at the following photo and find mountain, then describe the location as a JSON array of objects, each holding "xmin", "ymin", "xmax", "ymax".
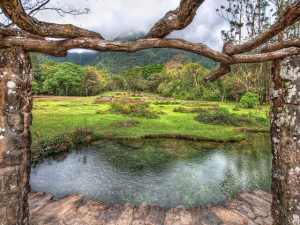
[
  {"xmin": 51, "ymin": 49, "xmax": 217, "ymax": 73},
  {"xmin": 114, "ymin": 31, "xmax": 145, "ymax": 41}
]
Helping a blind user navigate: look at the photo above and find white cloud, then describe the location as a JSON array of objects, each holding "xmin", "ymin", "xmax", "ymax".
[{"xmin": 36, "ymin": 0, "xmax": 228, "ymax": 51}]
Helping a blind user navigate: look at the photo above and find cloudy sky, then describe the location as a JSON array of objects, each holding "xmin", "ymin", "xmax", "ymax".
[{"xmin": 37, "ymin": 0, "xmax": 228, "ymax": 51}]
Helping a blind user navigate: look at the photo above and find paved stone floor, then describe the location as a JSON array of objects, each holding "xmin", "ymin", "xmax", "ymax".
[{"xmin": 29, "ymin": 190, "xmax": 273, "ymax": 225}]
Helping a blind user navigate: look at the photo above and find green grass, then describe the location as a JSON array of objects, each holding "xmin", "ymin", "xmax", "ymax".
[{"xmin": 32, "ymin": 92, "xmax": 270, "ymax": 148}]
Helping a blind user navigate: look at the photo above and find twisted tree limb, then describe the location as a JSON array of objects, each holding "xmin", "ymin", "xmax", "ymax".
[
  {"xmin": 145, "ymin": 0, "xmax": 205, "ymax": 38},
  {"xmin": 0, "ymin": 0, "xmax": 103, "ymax": 38},
  {"xmin": 204, "ymin": 64, "xmax": 231, "ymax": 82},
  {"xmin": 204, "ymin": 47, "xmax": 300, "ymax": 82},
  {"xmin": 1, "ymin": 36, "xmax": 299, "ymax": 67},
  {"xmin": 224, "ymin": 0, "xmax": 300, "ymax": 55},
  {"xmin": 0, "ymin": 37, "xmax": 231, "ymax": 61},
  {"xmin": 0, "ymin": 27, "xmax": 45, "ymax": 39},
  {"xmin": 260, "ymin": 38, "xmax": 300, "ymax": 53}
]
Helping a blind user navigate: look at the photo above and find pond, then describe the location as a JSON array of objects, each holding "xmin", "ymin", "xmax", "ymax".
[{"xmin": 30, "ymin": 133, "xmax": 272, "ymax": 208}]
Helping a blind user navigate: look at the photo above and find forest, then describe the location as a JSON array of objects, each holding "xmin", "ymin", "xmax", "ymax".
[{"xmin": 31, "ymin": 53, "xmax": 270, "ymax": 103}]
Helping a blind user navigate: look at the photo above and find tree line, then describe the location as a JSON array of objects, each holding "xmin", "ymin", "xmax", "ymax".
[{"xmin": 32, "ymin": 53, "xmax": 269, "ymax": 103}]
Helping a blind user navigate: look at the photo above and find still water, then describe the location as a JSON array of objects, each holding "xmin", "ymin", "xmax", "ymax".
[{"xmin": 30, "ymin": 133, "xmax": 272, "ymax": 208}]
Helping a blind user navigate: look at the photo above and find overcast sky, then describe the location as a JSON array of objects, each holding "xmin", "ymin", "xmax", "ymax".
[{"xmin": 37, "ymin": 0, "xmax": 228, "ymax": 51}]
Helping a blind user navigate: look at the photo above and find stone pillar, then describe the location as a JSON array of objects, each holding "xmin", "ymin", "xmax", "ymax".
[
  {"xmin": 0, "ymin": 48, "xmax": 32, "ymax": 225},
  {"xmin": 270, "ymin": 56, "xmax": 300, "ymax": 225}
]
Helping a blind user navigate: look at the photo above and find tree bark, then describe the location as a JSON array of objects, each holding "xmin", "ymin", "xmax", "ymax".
[
  {"xmin": 270, "ymin": 56, "xmax": 300, "ymax": 225},
  {"xmin": 0, "ymin": 48, "xmax": 32, "ymax": 225}
]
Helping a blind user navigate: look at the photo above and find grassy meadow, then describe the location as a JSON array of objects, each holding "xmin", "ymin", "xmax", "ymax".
[{"xmin": 31, "ymin": 92, "xmax": 270, "ymax": 161}]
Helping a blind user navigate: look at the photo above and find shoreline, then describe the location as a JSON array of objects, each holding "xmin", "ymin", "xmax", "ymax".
[{"xmin": 31, "ymin": 128, "xmax": 269, "ymax": 163}]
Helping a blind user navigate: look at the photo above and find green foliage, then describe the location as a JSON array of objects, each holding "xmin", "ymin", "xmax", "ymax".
[
  {"xmin": 42, "ymin": 62, "xmax": 85, "ymax": 96},
  {"xmin": 181, "ymin": 101, "xmax": 219, "ymax": 107},
  {"xmin": 35, "ymin": 134, "xmax": 74, "ymax": 160},
  {"xmin": 221, "ymin": 63, "xmax": 271, "ymax": 102},
  {"xmin": 33, "ymin": 61, "xmax": 108, "ymax": 96},
  {"xmin": 174, "ymin": 107, "xmax": 216, "ymax": 114},
  {"xmin": 194, "ymin": 107, "xmax": 268, "ymax": 127},
  {"xmin": 83, "ymin": 66, "xmax": 109, "ymax": 96},
  {"xmin": 240, "ymin": 92, "xmax": 260, "ymax": 109},
  {"xmin": 32, "ymin": 127, "xmax": 97, "ymax": 162},
  {"xmin": 142, "ymin": 64, "xmax": 165, "ymax": 78},
  {"xmin": 110, "ymin": 102, "xmax": 158, "ymax": 119},
  {"xmin": 32, "ymin": 53, "xmax": 270, "ymax": 104},
  {"xmin": 122, "ymin": 66, "xmax": 147, "ymax": 92},
  {"xmin": 157, "ymin": 63, "xmax": 220, "ymax": 100}
]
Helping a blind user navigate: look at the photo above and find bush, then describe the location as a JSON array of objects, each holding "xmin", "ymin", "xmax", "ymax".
[
  {"xmin": 181, "ymin": 101, "xmax": 218, "ymax": 107},
  {"xmin": 32, "ymin": 127, "xmax": 97, "ymax": 162},
  {"xmin": 173, "ymin": 107, "xmax": 210, "ymax": 114},
  {"xmin": 194, "ymin": 107, "xmax": 268, "ymax": 127},
  {"xmin": 35, "ymin": 134, "xmax": 74, "ymax": 160},
  {"xmin": 72, "ymin": 127, "xmax": 97, "ymax": 145},
  {"xmin": 240, "ymin": 92, "xmax": 259, "ymax": 109},
  {"xmin": 111, "ymin": 102, "xmax": 158, "ymax": 119}
]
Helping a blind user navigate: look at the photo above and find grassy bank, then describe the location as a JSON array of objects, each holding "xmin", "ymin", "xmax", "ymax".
[{"xmin": 32, "ymin": 92, "xmax": 269, "ymax": 161}]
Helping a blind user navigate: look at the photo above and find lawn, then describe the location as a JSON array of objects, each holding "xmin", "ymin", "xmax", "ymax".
[{"xmin": 32, "ymin": 92, "xmax": 270, "ymax": 149}]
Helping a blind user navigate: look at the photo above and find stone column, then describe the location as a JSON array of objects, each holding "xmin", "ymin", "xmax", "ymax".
[
  {"xmin": 270, "ymin": 56, "xmax": 300, "ymax": 225},
  {"xmin": 0, "ymin": 48, "xmax": 32, "ymax": 225}
]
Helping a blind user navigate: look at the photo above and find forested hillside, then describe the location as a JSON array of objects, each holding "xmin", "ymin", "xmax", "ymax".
[{"xmin": 50, "ymin": 49, "xmax": 217, "ymax": 73}]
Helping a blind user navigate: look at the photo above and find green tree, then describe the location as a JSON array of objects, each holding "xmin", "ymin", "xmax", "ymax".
[
  {"xmin": 157, "ymin": 63, "xmax": 217, "ymax": 100},
  {"xmin": 122, "ymin": 66, "xmax": 148, "ymax": 92},
  {"xmin": 240, "ymin": 92, "xmax": 260, "ymax": 108},
  {"xmin": 42, "ymin": 62, "xmax": 85, "ymax": 96},
  {"xmin": 142, "ymin": 64, "xmax": 165, "ymax": 78},
  {"xmin": 83, "ymin": 66, "xmax": 108, "ymax": 96}
]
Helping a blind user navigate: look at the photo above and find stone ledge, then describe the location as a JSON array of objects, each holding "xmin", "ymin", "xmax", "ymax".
[{"xmin": 29, "ymin": 190, "xmax": 273, "ymax": 225}]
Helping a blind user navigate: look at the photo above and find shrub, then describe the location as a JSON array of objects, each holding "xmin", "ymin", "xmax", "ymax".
[
  {"xmin": 96, "ymin": 110, "xmax": 106, "ymax": 114},
  {"xmin": 194, "ymin": 107, "xmax": 268, "ymax": 127},
  {"xmin": 111, "ymin": 102, "xmax": 158, "ymax": 119},
  {"xmin": 240, "ymin": 92, "xmax": 259, "ymax": 109},
  {"xmin": 181, "ymin": 101, "xmax": 218, "ymax": 107},
  {"xmin": 232, "ymin": 106, "xmax": 241, "ymax": 111},
  {"xmin": 173, "ymin": 107, "xmax": 210, "ymax": 114},
  {"xmin": 35, "ymin": 134, "xmax": 74, "ymax": 160},
  {"xmin": 32, "ymin": 127, "xmax": 97, "ymax": 162},
  {"xmin": 72, "ymin": 127, "xmax": 97, "ymax": 145}
]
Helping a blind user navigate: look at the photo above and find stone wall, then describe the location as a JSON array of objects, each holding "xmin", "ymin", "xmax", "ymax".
[{"xmin": 0, "ymin": 48, "xmax": 32, "ymax": 225}]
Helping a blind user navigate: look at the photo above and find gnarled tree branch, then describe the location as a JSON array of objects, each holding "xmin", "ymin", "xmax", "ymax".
[
  {"xmin": 0, "ymin": 0, "xmax": 103, "ymax": 38},
  {"xmin": 224, "ymin": 0, "xmax": 300, "ymax": 55},
  {"xmin": 205, "ymin": 47, "xmax": 300, "ymax": 82},
  {"xmin": 204, "ymin": 64, "xmax": 231, "ymax": 82},
  {"xmin": 260, "ymin": 38, "xmax": 300, "ymax": 53},
  {"xmin": 1, "ymin": 36, "xmax": 299, "ymax": 67},
  {"xmin": 145, "ymin": 0, "xmax": 205, "ymax": 38},
  {"xmin": 0, "ymin": 37, "xmax": 231, "ymax": 62},
  {"xmin": 0, "ymin": 27, "xmax": 44, "ymax": 39}
]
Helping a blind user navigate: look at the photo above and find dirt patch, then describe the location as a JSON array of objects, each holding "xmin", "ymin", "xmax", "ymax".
[
  {"xmin": 33, "ymin": 96, "xmax": 86, "ymax": 102},
  {"xmin": 94, "ymin": 96, "xmax": 175, "ymax": 104}
]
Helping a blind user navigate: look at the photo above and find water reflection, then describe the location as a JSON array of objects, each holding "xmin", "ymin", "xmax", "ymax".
[{"xmin": 30, "ymin": 133, "xmax": 271, "ymax": 208}]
